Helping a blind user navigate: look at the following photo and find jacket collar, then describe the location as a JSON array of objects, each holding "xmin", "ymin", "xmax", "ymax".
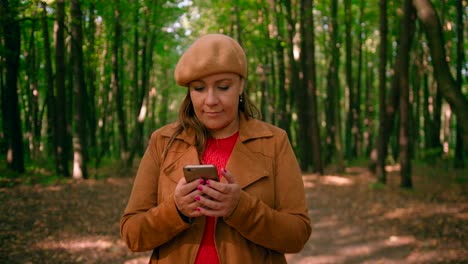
[
  {"xmin": 160, "ymin": 114, "xmax": 273, "ymax": 188},
  {"xmin": 160, "ymin": 113, "xmax": 273, "ymax": 143}
]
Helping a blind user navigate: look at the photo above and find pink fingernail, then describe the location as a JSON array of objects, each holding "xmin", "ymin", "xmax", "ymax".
[
  {"xmin": 195, "ymin": 195, "xmax": 201, "ymax": 201},
  {"xmin": 222, "ymin": 168, "xmax": 227, "ymax": 173},
  {"xmin": 199, "ymin": 179, "xmax": 205, "ymax": 184},
  {"xmin": 205, "ymin": 180, "xmax": 210, "ymax": 186},
  {"xmin": 198, "ymin": 185, "xmax": 203, "ymax": 191},
  {"xmin": 196, "ymin": 207, "xmax": 201, "ymax": 211}
]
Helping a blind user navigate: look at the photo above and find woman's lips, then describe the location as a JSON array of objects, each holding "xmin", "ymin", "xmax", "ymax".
[{"xmin": 204, "ymin": 111, "xmax": 221, "ymax": 117}]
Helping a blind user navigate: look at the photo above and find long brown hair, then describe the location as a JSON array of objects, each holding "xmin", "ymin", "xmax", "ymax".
[{"xmin": 162, "ymin": 79, "xmax": 260, "ymax": 160}]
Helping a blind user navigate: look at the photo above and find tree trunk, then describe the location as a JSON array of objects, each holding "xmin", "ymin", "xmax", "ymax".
[
  {"xmin": 86, "ymin": 1, "xmax": 97, "ymax": 165},
  {"xmin": 413, "ymin": 0, "xmax": 468, "ymax": 155},
  {"xmin": 411, "ymin": 46, "xmax": 423, "ymax": 160},
  {"xmin": 1, "ymin": 0, "xmax": 25, "ymax": 173},
  {"xmin": 398, "ymin": 0, "xmax": 415, "ymax": 189},
  {"xmin": 326, "ymin": 0, "xmax": 344, "ymax": 172},
  {"xmin": 354, "ymin": 0, "xmax": 364, "ymax": 158},
  {"xmin": 273, "ymin": 1, "xmax": 290, "ymax": 135},
  {"xmin": 127, "ymin": 0, "xmax": 141, "ymax": 166},
  {"xmin": 344, "ymin": 0, "xmax": 354, "ymax": 160},
  {"xmin": 41, "ymin": 1, "xmax": 58, "ymax": 164},
  {"xmin": 300, "ymin": 0, "xmax": 323, "ymax": 174},
  {"xmin": 112, "ymin": 0, "xmax": 129, "ymax": 163},
  {"xmin": 129, "ymin": 4, "xmax": 155, "ymax": 166},
  {"xmin": 71, "ymin": 0, "xmax": 88, "ymax": 179},
  {"xmin": 364, "ymin": 51, "xmax": 374, "ymax": 157},
  {"xmin": 375, "ymin": 0, "xmax": 388, "ymax": 183},
  {"xmin": 284, "ymin": 0, "xmax": 299, "ymax": 144},
  {"xmin": 55, "ymin": 0, "xmax": 69, "ymax": 176},
  {"xmin": 96, "ymin": 39, "xmax": 111, "ymax": 167},
  {"xmin": 454, "ymin": 0, "xmax": 464, "ymax": 168},
  {"xmin": 284, "ymin": 0, "xmax": 305, "ymax": 168},
  {"xmin": 24, "ymin": 17, "xmax": 41, "ymax": 160},
  {"xmin": 423, "ymin": 69, "xmax": 432, "ymax": 152},
  {"xmin": 232, "ymin": 2, "xmax": 243, "ymax": 47}
]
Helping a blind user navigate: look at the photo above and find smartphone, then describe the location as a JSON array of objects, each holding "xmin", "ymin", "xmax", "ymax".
[{"xmin": 183, "ymin": 164, "xmax": 219, "ymax": 183}]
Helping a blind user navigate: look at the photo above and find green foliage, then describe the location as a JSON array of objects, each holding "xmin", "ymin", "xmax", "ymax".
[
  {"xmin": 0, "ymin": 158, "xmax": 65, "ymax": 187},
  {"xmin": 368, "ymin": 181, "xmax": 386, "ymax": 190},
  {"xmin": 1, "ymin": 0, "xmax": 464, "ymax": 179}
]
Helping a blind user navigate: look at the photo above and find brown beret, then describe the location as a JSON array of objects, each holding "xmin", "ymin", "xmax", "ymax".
[{"xmin": 174, "ymin": 34, "xmax": 247, "ymax": 87}]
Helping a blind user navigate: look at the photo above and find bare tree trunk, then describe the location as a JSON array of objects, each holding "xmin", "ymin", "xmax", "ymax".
[
  {"xmin": 273, "ymin": 1, "xmax": 290, "ymax": 135},
  {"xmin": 41, "ymin": 1, "xmax": 58, "ymax": 164},
  {"xmin": 344, "ymin": 0, "xmax": 354, "ymax": 160},
  {"xmin": 1, "ymin": 0, "xmax": 24, "ymax": 173},
  {"xmin": 398, "ymin": 0, "xmax": 416, "ymax": 189},
  {"xmin": 71, "ymin": 0, "xmax": 88, "ymax": 179},
  {"xmin": 128, "ymin": 0, "xmax": 141, "ymax": 166},
  {"xmin": 86, "ymin": 1, "xmax": 97, "ymax": 165},
  {"xmin": 283, "ymin": 0, "xmax": 304, "ymax": 167},
  {"xmin": 24, "ymin": 18, "xmax": 41, "ymax": 160},
  {"xmin": 55, "ymin": 0, "xmax": 69, "ymax": 176},
  {"xmin": 129, "ymin": 3, "xmax": 156, "ymax": 166},
  {"xmin": 423, "ymin": 67, "xmax": 432, "ymax": 151},
  {"xmin": 326, "ymin": 0, "xmax": 344, "ymax": 172},
  {"xmin": 364, "ymin": 52, "xmax": 375, "ymax": 157},
  {"xmin": 354, "ymin": 0, "xmax": 364, "ymax": 158},
  {"xmin": 413, "ymin": 0, "xmax": 468, "ymax": 155},
  {"xmin": 284, "ymin": 0, "xmax": 299, "ymax": 141},
  {"xmin": 454, "ymin": 0, "xmax": 465, "ymax": 168},
  {"xmin": 96, "ymin": 39, "xmax": 111, "ymax": 167},
  {"xmin": 112, "ymin": 0, "xmax": 129, "ymax": 164},
  {"xmin": 411, "ymin": 46, "xmax": 423, "ymax": 160},
  {"xmin": 300, "ymin": 0, "xmax": 323, "ymax": 174},
  {"xmin": 375, "ymin": 0, "xmax": 388, "ymax": 183},
  {"xmin": 233, "ymin": 1, "xmax": 243, "ymax": 47}
]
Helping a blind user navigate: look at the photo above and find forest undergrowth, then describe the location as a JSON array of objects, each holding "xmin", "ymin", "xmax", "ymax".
[{"xmin": 0, "ymin": 161, "xmax": 466, "ymax": 264}]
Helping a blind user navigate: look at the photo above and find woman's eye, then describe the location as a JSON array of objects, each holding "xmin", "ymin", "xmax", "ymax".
[
  {"xmin": 193, "ymin": 86, "xmax": 205, "ymax": 91},
  {"xmin": 218, "ymin": 85, "xmax": 229, "ymax": 90}
]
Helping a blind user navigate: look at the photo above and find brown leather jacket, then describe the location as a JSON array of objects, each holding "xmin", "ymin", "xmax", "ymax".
[{"xmin": 120, "ymin": 116, "xmax": 311, "ymax": 263}]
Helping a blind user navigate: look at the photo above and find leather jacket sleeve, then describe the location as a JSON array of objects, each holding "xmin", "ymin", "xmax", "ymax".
[{"xmin": 120, "ymin": 132, "xmax": 190, "ymax": 252}]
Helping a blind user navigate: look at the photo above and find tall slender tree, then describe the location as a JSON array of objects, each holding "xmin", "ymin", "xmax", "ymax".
[
  {"xmin": 344, "ymin": 0, "xmax": 355, "ymax": 160},
  {"xmin": 375, "ymin": 0, "xmax": 389, "ymax": 183},
  {"xmin": 413, "ymin": 0, "xmax": 468, "ymax": 155},
  {"xmin": 0, "ymin": 0, "xmax": 24, "ymax": 173},
  {"xmin": 112, "ymin": 0, "xmax": 129, "ymax": 164},
  {"xmin": 354, "ymin": 0, "xmax": 365, "ymax": 157},
  {"xmin": 300, "ymin": 0, "xmax": 323, "ymax": 174},
  {"xmin": 55, "ymin": 0, "xmax": 69, "ymax": 176},
  {"xmin": 71, "ymin": 0, "xmax": 88, "ymax": 179},
  {"xmin": 326, "ymin": 0, "xmax": 344, "ymax": 172},
  {"xmin": 41, "ymin": 1, "xmax": 58, "ymax": 162},
  {"xmin": 86, "ymin": 0, "xmax": 98, "ymax": 164},
  {"xmin": 454, "ymin": 0, "xmax": 465, "ymax": 168},
  {"xmin": 273, "ymin": 1, "xmax": 290, "ymax": 135},
  {"xmin": 398, "ymin": 0, "xmax": 416, "ymax": 188},
  {"xmin": 24, "ymin": 13, "xmax": 41, "ymax": 159}
]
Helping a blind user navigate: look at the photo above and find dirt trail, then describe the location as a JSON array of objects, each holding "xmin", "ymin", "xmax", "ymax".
[{"xmin": 0, "ymin": 166, "xmax": 466, "ymax": 263}]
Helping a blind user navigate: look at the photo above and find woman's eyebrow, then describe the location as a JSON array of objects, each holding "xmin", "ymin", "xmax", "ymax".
[{"xmin": 214, "ymin": 78, "xmax": 233, "ymax": 84}]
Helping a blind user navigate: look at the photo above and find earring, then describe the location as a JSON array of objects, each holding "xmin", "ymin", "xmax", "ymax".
[{"xmin": 239, "ymin": 95, "xmax": 245, "ymax": 112}]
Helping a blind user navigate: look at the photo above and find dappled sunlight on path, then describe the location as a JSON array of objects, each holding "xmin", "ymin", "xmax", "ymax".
[
  {"xmin": 286, "ymin": 166, "xmax": 467, "ymax": 263},
  {"xmin": 0, "ymin": 165, "xmax": 466, "ymax": 263}
]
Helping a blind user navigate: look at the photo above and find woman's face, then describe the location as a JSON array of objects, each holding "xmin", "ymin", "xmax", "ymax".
[{"xmin": 189, "ymin": 73, "xmax": 244, "ymax": 138}]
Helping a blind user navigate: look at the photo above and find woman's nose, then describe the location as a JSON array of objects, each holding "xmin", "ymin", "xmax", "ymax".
[{"xmin": 205, "ymin": 88, "xmax": 218, "ymax": 105}]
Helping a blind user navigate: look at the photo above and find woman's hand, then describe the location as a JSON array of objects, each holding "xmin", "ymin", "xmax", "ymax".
[
  {"xmin": 174, "ymin": 177, "xmax": 204, "ymax": 219},
  {"xmin": 195, "ymin": 168, "xmax": 241, "ymax": 218}
]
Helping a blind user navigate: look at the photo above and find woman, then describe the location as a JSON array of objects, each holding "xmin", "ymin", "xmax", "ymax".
[{"xmin": 120, "ymin": 33, "xmax": 311, "ymax": 263}]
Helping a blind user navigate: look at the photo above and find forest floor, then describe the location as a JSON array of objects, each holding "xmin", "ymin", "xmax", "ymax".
[{"xmin": 0, "ymin": 162, "xmax": 467, "ymax": 264}]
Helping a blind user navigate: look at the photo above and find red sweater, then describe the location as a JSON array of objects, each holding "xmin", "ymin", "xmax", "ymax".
[{"xmin": 194, "ymin": 131, "xmax": 239, "ymax": 264}]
